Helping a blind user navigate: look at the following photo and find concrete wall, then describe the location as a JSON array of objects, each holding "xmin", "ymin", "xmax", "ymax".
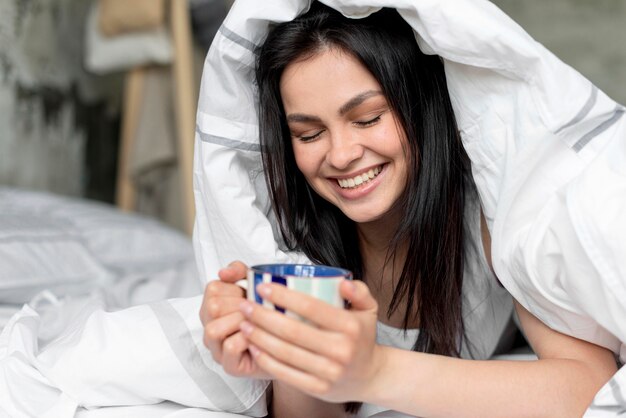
[
  {"xmin": 491, "ymin": 0, "xmax": 626, "ymax": 105},
  {"xmin": 0, "ymin": 0, "xmax": 120, "ymax": 200},
  {"xmin": 1, "ymin": 0, "xmax": 624, "ymax": 200}
]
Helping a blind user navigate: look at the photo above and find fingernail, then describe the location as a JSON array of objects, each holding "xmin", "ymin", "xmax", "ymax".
[
  {"xmin": 240, "ymin": 301, "xmax": 253, "ymax": 316},
  {"xmin": 248, "ymin": 344, "xmax": 261, "ymax": 358},
  {"xmin": 257, "ymin": 284, "xmax": 271, "ymax": 297},
  {"xmin": 240, "ymin": 321, "xmax": 253, "ymax": 335}
]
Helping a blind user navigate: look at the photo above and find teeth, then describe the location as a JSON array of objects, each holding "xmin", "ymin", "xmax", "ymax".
[{"xmin": 337, "ymin": 166, "xmax": 382, "ymax": 189}]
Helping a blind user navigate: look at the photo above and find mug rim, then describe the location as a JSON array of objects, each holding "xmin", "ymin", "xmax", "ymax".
[{"xmin": 250, "ymin": 263, "xmax": 352, "ymax": 279}]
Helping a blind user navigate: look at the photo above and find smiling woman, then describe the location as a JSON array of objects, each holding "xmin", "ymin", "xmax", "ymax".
[{"xmin": 198, "ymin": 2, "xmax": 620, "ymax": 418}]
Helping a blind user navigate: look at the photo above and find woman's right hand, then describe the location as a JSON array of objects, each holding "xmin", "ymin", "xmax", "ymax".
[{"xmin": 200, "ymin": 261, "xmax": 270, "ymax": 379}]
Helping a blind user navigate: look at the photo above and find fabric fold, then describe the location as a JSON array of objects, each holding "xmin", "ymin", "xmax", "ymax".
[
  {"xmin": 0, "ymin": 298, "xmax": 268, "ymax": 417},
  {"xmin": 194, "ymin": 0, "xmax": 626, "ymax": 356},
  {"xmin": 194, "ymin": 1, "xmax": 625, "ymax": 414}
]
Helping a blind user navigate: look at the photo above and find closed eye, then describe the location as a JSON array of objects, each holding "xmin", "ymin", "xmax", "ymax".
[
  {"xmin": 354, "ymin": 114, "xmax": 382, "ymax": 127},
  {"xmin": 296, "ymin": 130, "xmax": 324, "ymax": 142}
]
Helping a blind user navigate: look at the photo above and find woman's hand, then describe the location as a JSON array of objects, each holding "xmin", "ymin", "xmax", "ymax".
[
  {"xmin": 238, "ymin": 279, "xmax": 384, "ymax": 403},
  {"xmin": 199, "ymin": 261, "xmax": 270, "ymax": 379}
]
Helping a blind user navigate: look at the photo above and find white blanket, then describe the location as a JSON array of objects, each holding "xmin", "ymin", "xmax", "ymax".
[
  {"xmin": 2, "ymin": 0, "xmax": 625, "ymax": 416},
  {"xmin": 0, "ymin": 297, "xmax": 268, "ymax": 417},
  {"xmin": 193, "ymin": 0, "xmax": 626, "ymax": 414},
  {"xmin": 195, "ymin": 0, "xmax": 626, "ymax": 358}
]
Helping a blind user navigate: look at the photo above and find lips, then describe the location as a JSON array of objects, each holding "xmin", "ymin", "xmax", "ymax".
[{"xmin": 336, "ymin": 165, "xmax": 383, "ymax": 189}]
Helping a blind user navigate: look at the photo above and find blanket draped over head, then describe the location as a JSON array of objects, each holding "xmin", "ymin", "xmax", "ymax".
[
  {"xmin": 194, "ymin": 0, "xmax": 626, "ymax": 361},
  {"xmin": 1, "ymin": 1, "xmax": 624, "ymax": 417}
]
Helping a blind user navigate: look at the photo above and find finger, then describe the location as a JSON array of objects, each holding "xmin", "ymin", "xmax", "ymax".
[
  {"xmin": 218, "ymin": 261, "xmax": 249, "ymax": 283},
  {"xmin": 203, "ymin": 296, "xmax": 247, "ymax": 323},
  {"xmin": 221, "ymin": 331, "xmax": 254, "ymax": 376},
  {"xmin": 203, "ymin": 311, "xmax": 245, "ymax": 356},
  {"xmin": 241, "ymin": 320, "xmax": 343, "ymax": 382},
  {"xmin": 254, "ymin": 283, "xmax": 352, "ymax": 331},
  {"xmin": 200, "ymin": 283, "xmax": 244, "ymax": 324},
  {"xmin": 240, "ymin": 300, "xmax": 344, "ymax": 361},
  {"xmin": 340, "ymin": 280, "xmax": 377, "ymax": 312},
  {"xmin": 205, "ymin": 280, "xmax": 245, "ymax": 299},
  {"xmin": 248, "ymin": 344, "xmax": 331, "ymax": 397}
]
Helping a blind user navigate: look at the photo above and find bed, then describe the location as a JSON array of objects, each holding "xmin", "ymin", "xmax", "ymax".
[
  {"xmin": 0, "ymin": 187, "xmax": 265, "ymax": 417},
  {"xmin": 0, "ymin": 187, "xmax": 532, "ymax": 418}
]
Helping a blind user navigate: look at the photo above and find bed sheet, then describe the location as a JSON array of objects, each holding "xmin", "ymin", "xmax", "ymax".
[{"xmin": 74, "ymin": 402, "xmax": 252, "ymax": 418}]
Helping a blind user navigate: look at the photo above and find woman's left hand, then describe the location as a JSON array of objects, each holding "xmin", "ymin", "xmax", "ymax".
[{"xmin": 238, "ymin": 280, "xmax": 384, "ymax": 403}]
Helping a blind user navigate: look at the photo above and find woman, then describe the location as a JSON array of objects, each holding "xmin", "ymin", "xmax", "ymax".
[{"xmin": 199, "ymin": 3, "xmax": 617, "ymax": 417}]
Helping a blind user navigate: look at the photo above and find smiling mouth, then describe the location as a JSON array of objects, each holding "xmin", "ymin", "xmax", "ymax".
[{"xmin": 336, "ymin": 165, "xmax": 383, "ymax": 189}]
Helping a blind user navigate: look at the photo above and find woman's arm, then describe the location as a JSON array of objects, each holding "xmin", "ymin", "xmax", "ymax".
[
  {"xmin": 363, "ymin": 300, "xmax": 617, "ymax": 418},
  {"xmin": 240, "ymin": 281, "xmax": 617, "ymax": 418}
]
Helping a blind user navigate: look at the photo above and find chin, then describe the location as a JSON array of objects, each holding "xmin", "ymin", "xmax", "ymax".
[
  {"xmin": 342, "ymin": 210, "xmax": 385, "ymax": 224},
  {"xmin": 339, "ymin": 200, "xmax": 401, "ymax": 226}
]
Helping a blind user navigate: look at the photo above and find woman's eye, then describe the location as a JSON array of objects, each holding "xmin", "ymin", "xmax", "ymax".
[
  {"xmin": 296, "ymin": 130, "xmax": 324, "ymax": 142},
  {"xmin": 354, "ymin": 114, "xmax": 382, "ymax": 127}
]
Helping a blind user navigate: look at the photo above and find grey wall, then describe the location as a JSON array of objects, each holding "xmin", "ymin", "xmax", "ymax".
[
  {"xmin": 491, "ymin": 0, "xmax": 626, "ymax": 105},
  {"xmin": 1, "ymin": 0, "xmax": 624, "ymax": 201},
  {"xmin": 0, "ymin": 0, "xmax": 120, "ymax": 200}
]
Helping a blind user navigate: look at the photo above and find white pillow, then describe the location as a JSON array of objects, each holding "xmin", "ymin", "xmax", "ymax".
[
  {"xmin": 49, "ymin": 197, "xmax": 193, "ymax": 275},
  {"xmin": 0, "ymin": 187, "xmax": 195, "ymax": 304}
]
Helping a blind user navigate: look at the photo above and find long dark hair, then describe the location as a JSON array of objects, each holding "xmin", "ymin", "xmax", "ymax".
[{"xmin": 256, "ymin": 2, "xmax": 469, "ymax": 358}]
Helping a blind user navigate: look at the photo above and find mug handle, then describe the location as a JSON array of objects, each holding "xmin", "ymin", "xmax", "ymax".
[
  {"xmin": 238, "ymin": 270, "xmax": 273, "ymax": 306},
  {"xmin": 237, "ymin": 272, "xmax": 257, "ymax": 303}
]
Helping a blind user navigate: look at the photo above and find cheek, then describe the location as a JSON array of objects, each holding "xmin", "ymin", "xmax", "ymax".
[
  {"xmin": 376, "ymin": 125, "xmax": 410, "ymax": 182},
  {"xmin": 292, "ymin": 143, "xmax": 330, "ymax": 198},
  {"xmin": 373, "ymin": 125, "xmax": 406, "ymax": 157},
  {"xmin": 292, "ymin": 144, "xmax": 304, "ymax": 167}
]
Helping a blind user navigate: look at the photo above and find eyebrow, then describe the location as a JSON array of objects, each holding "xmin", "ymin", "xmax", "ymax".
[
  {"xmin": 338, "ymin": 90, "xmax": 382, "ymax": 116},
  {"xmin": 285, "ymin": 89, "xmax": 383, "ymax": 123}
]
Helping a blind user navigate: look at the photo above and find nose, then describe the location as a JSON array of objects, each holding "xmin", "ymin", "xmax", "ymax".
[{"xmin": 325, "ymin": 130, "xmax": 364, "ymax": 170}]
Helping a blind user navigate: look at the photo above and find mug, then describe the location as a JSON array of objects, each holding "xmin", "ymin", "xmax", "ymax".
[{"xmin": 241, "ymin": 263, "xmax": 353, "ymax": 317}]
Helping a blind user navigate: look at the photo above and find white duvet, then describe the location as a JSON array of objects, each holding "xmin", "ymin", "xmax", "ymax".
[
  {"xmin": 193, "ymin": 0, "xmax": 626, "ymax": 413},
  {"xmin": 195, "ymin": 0, "xmax": 626, "ymax": 358},
  {"xmin": 2, "ymin": 0, "xmax": 625, "ymax": 416},
  {"xmin": 0, "ymin": 297, "xmax": 268, "ymax": 417}
]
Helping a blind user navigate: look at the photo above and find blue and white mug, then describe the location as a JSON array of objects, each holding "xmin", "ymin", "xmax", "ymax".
[{"xmin": 241, "ymin": 264, "xmax": 352, "ymax": 317}]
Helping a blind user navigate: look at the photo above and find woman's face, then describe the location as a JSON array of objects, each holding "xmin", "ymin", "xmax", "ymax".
[{"xmin": 280, "ymin": 48, "xmax": 408, "ymax": 224}]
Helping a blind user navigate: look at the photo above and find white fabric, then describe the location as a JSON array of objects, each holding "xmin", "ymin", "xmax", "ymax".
[
  {"xmin": 2, "ymin": 0, "xmax": 624, "ymax": 416},
  {"xmin": 0, "ymin": 297, "xmax": 268, "ymax": 417},
  {"xmin": 193, "ymin": 0, "xmax": 626, "ymax": 414},
  {"xmin": 0, "ymin": 187, "xmax": 195, "ymax": 307},
  {"xmin": 586, "ymin": 365, "xmax": 626, "ymax": 417},
  {"xmin": 0, "ymin": 189, "xmax": 265, "ymax": 417},
  {"xmin": 193, "ymin": 0, "xmax": 625, "ymax": 361},
  {"xmin": 74, "ymin": 403, "xmax": 254, "ymax": 418}
]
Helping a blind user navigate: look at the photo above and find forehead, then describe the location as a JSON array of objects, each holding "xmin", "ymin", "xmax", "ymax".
[{"xmin": 279, "ymin": 48, "xmax": 382, "ymax": 111}]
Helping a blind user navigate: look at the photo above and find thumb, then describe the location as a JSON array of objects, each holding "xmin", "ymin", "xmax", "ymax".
[
  {"xmin": 217, "ymin": 260, "xmax": 248, "ymax": 283},
  {"xmin": 340, "ymin": 280, "xmax": 377, "ymax": 312}
]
